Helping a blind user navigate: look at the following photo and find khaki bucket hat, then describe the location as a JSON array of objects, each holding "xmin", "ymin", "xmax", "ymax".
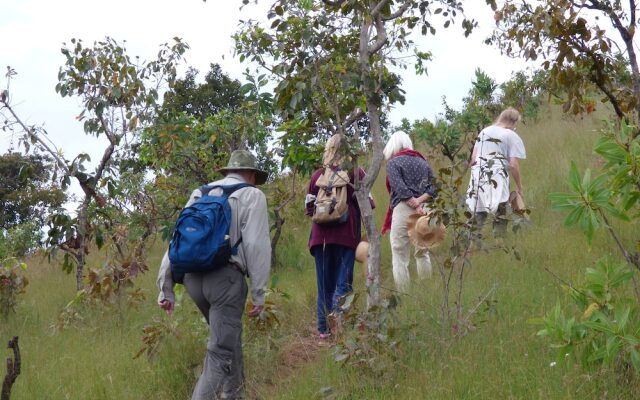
[
  {"xmin": 406, "ymin": 212, "xmax": 446, "ymax": 250},
  {"xmin": 218, "ymin": 150, "xmax": 268, "ymax": 185}
]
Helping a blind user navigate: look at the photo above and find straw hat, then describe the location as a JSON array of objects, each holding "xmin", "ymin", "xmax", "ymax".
[
  {"xmin": 355, "ymin": 241, "xmax": 369, "ymax": 264},
  {"xmin": 406, "ymin": 213, "xmax": 446, "ymax": 250},
  {"xmin": 509, "ymin": 191, "xmax": 525, "ymax": 212}
]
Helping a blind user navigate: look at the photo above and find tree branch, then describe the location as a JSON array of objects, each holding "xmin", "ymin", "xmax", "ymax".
[
  {"xmin": 555, "ymin": 33, "xmax": 627, "ymax": 119},
  {"xmin": 0, "ymin": 100, "xmax": 70, "ymax": 175},
  {"xmin": 313, "ymin": 61, "xmax": 345, "ymax": 132},
  {"xmin": 584, "ymin": 0, "xmax": 631, "ymax": 40},
  {"xmin": 371, "ymin": 0, "xmax": 391, "ymax": 18},
  {"xmin": 368, "ymin": 15, "xmax": 388, "ymax": 55},
  {"xmin": 591, "ymin": 73, "xmax": 626, "ymax": 120},
  {"xmin": 341, "ymin": 108, "xmax": 364, "ymax": 131},
  {"xmin": 94, "ymin": 115, "xmax": 118, "ymax": 187},
  {"xmin": 601, "ymin": 212, "xmax": 640, "ymax": 271},
  {"xmin": 601, "ymin": 212, "xmax": 640, "ymax": 302},
  {"xmin": 382, "ymin": 1, "xmax": 411, "ymax": 21},
  {"xmin": 322, "ymin": 0, "xmax": 346, "ymax": 6}
]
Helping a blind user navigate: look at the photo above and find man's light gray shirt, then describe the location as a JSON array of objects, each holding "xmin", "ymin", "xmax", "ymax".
[{"xmin": 157, "ymin": 173, "xmax": 272, "ymax": 306}]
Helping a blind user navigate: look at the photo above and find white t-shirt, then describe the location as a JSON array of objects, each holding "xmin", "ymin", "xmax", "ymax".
[
  {"xmin": 473, "ymin": 125, "xmax": 526, "ymax": 164},
  {"xmin": 466, "ymin": 125, "xmax": 526, "ymax": 214}
]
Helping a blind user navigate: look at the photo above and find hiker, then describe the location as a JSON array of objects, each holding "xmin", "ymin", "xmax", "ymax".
[
  {"xmin": 465, "ymin": 107, "xmax": 526, "ymax": 239},
  {"xmin": 157, "ymin": 149, "xmax": 271, "ymax": 400},
  {"xmin": 305, "ymin": 134, "xmax": 373, "ymax": 340},
  {"xmin": 381, "ymin": 131, "xmax": 437, "ymax": 292}
]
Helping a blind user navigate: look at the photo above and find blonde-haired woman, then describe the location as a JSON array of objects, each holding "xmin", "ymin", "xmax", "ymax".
[
  {"xmin": 305, "ymin": 134, "xmax": 373, "ymax": 339},
  {"xmin": 466, "ymin": 107, "xmax": 526, "ymax": 237},
  {"xmin": 381, "ymin": 131, "xmax": 437, "ymax": 292}
]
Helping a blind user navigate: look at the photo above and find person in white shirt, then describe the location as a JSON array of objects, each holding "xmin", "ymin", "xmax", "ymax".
[{"xmin": 466, "ymin": 107, "xmax": 526, "ymax": 239}]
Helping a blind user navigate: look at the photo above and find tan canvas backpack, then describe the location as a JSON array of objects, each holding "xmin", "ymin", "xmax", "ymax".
[{"xmin": 312, "ymin": 168, "xmax": 350, "ymax": 225}]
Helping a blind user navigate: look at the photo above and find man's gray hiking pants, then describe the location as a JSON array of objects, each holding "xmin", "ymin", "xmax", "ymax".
[{"xmin": 184, "ymin": 264, "xmax": 248, "ymax": 400}]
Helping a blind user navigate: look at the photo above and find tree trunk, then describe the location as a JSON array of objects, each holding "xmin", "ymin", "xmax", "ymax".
[
  {"xmin": 270, "ymin": 208, "xmax": 285, "ymax": 268},
  {"xmin": 358, "ymin": 11, "xmax": 387, "ymax": 308},
  {"xmin": 623, "ymin": 36, "xmax": 640, "ymax": 124},
  {"xmin": 75, "ymin": 197, "xmax": 92, "ymax": 291},
  {"xmin": 355, "ymin": 188, "xmax": 381, "ymax": 305}
]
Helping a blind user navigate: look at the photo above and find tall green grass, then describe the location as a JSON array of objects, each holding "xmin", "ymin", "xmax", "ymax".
[{"xmin": 1, "ymin": 105, "xmax": 637, "ymax": 399}]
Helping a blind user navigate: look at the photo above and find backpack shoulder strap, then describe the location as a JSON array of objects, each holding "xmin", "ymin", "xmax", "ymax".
[
  {"xmin": 221, "ymin": 182, "xmax": 253, "ymax": 196},
  {"xmin": 199, "ymin": 184, "xmax": 216, "ymax": 197},
  {"xmin": 203, "ymin": 182, "xmax": 253, "ymax": 255},
  {"xmin": 198, "ymin": 182, "xmax": 253, "ymax": 198}
]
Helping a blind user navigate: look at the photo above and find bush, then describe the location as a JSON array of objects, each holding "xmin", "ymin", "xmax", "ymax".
[
  {"xmin": 535, "ymin": 257, "xmax": 640, "ymax": 373},
  {"xmin": 0, "ymin": 221, "xmax": 43, "ymax": 259},
  {"xmin": 0, "ymin": 257, "xmax": 29, "ymax": 318}
]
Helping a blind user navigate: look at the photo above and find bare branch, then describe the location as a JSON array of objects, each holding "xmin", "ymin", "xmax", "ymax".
[
  {"xmin": 601, "ymin": 212, "xmax": 640, "ymax": 271},
  {"xmin": 341, "ymin": 108, "xmax": 364, "ymax": 131},
  {"xmin": 0, "ymin": 100, "xmax": 70, "ymax": 174},
  {"xmin": 368, "ymin": 15, "xmax": 388, "ymax": 55},
  {"xmin": 600, "ymin": 212, "xmax": 640, "ymax": 301},
  {"xmin": 371, "ymin": 0, "xmax": 392, "ymax": 17}
]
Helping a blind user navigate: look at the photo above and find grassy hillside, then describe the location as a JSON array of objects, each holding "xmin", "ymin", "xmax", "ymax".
[{"xmin": 1, "ymin": 105, "xmax": 638, "ymax": 399}]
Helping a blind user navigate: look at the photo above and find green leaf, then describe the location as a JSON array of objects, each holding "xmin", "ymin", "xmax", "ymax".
[
  {"xmin": 593, "ymin": 138, "xmax": 626, "ymax": 164},
  {"xmin": 568, "ymin": 161, "xmax": 582, "ymax": 192},
  {"xmin": 582, "ymin": 320, "xmax": 616, "ymax": 335},
  {"xmin": 600, "ymin": 202, "xmax": 630, "ymax": 222},
  {"xmin": 622, "ymin": 192, "xmax": 640, "ymax": 210},
  {"xmin": 581, "ymin": 167, "xmax": 592, "ymax": 190},
  {"xmin": 615, "ymin": 305, "xmax": 630, "ymax": 331},
  {"xmin": 563, "ymin": 205, "xmax": 584, "ymax": 227}
]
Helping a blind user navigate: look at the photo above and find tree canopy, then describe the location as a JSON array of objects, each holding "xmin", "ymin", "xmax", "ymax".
[
  {"xmin": 0, "ymin": 152, "xmax": 66, "ymax": 231},
  {"xmin": 489, "ymin": 0, "xmax": 640, "ymax": 121},
  {"xmin": 160, "ymin": 63, "xmax": 244, "ymax": 121}
]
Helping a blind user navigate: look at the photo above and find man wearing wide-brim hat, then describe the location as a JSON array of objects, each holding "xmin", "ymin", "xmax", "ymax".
[{"xmin": 157, "ymin": 149, "xmax": 271, "ymax": 399}]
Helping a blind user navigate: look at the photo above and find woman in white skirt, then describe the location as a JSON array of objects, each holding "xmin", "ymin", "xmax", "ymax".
[{"xmin": 466, "ymin": 107, "xmax": 526, "ymax": 239}]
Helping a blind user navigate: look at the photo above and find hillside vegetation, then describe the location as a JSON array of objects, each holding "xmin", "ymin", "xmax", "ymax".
[{"xmin": 1, "ymin": 105, "xmax": 638, "ymax": 399}]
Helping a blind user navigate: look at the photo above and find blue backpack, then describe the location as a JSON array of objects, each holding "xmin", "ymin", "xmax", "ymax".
[{"xmin": 169, "ymin": 183, "xmax": 250, "ymax": 283}]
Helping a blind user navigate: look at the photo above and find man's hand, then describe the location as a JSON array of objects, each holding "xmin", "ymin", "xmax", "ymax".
[
  {"xmin": 248, "ymin": 305, "xmax": 264, "ymax": 317},
  {"xmin": 158, "ymin": 299, "xmax": 174, "ymax": 314}
]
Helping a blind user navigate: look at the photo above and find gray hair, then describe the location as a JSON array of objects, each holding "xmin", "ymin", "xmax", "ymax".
[{"xmin": 383, "ymin": 131, "xmax": 413, "ymax": 160}]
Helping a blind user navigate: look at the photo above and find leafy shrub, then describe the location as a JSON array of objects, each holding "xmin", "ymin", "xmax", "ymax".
[
  {"xmin": 0, "ymin": 221, "xmax": 43, "ymax": 259},
  {"xmin": 535, "ymin": 257, "xmax": 640, "ymax": 373},
  {"xmin": 334, "ymin": 293, "xmax": 412, "ymax": 377},
  {"xmin": 0, "ymin": 257, "xmax": 29, "ymax": 318},
  {"xmin": 545, "ymin": 120, "xmax": 640, "ymax": 377}
]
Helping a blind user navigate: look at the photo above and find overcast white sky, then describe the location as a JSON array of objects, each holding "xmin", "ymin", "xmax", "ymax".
[{"xmin": 1, "ymin": 0, "xmax": 533, "ymax": 162}]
